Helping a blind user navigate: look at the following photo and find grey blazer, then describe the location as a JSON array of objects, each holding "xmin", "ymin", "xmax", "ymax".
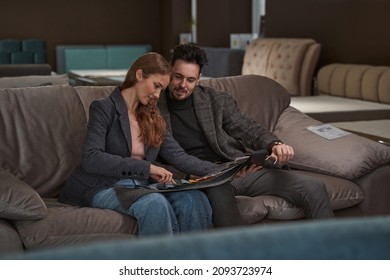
[
  {"xmin": 59, "ymin": 87, "xmax": 217, "ymax": 207},
  {"xmin": 158, "ymin": 85, "xmax": 279, "ymax": 161}
]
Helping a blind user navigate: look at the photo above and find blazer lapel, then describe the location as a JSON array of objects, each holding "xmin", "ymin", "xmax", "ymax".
[
  {"xmin": 192, "ymin": 87, "xmax": 223, "ymax": 155},
  {"xmin": 111, "ymin": 88, "xmax": 133, "ymax": 154}
]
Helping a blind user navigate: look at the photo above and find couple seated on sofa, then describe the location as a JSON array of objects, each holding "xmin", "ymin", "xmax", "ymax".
[{"xmin": 59, "ymin": 44, "xmax": 334, "ymax": 237}]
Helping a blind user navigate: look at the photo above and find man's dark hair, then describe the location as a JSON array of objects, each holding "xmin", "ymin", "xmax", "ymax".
[{"xmin": 170, "ymin": 43, "xmax": 208, "ymax": 72}]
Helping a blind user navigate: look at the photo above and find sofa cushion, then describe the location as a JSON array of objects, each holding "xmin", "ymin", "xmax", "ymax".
[
  {"xmin": 13, "ymin": 198, "xmax": 137, "ymax": 250},
  {"xmin": 0, "ymin": 219, "xmax": 24, "ymax": 254},
  {"xmin": 244, "ymin": 170, "xmax": 364, "ymax": 220},
  {"xmin": 291, "ymin": 170, "xmax": 364, "ymax": 210},
  {"xmin": 74, "ymin": 86, "xmax": 115, "ymax": 120},
  {"xmin": 0, "ymin": 170, "xmax": 47, "ymax": 220},
  {"xmin": 235, "ymin": 196, "xmax": 268, "ymax": 224},
  {"xmin": 0, "ymin": 74, "xmax": 69, "ymax": 88},
  {"xmin": 290, "ymin": 95, "xmax": 390, "ymax": 122},
  {"xmin": 260, "ymin": 196, "xmax": 305, "ymax": 220},
  {"xmin": 274, "ymin": 107, "xmax": 390, "ymax": 180}
]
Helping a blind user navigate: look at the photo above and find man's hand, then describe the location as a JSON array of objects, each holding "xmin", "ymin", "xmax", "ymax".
[
  {"xmin": 235, "ymin": 163, "xmax": 262, "ymax": 177},
  {"xmin": 271, "ymin": 143, "xmax": 294, "ymax": 166},
  {"xmin": 150, "ymin": 164, "xmax": 175, "ymax": 183}
]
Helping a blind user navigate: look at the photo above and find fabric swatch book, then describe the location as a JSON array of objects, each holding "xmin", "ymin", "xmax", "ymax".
[{"xmin": 115, "ymin": 150, "xmax": 269, "ymax": 208}]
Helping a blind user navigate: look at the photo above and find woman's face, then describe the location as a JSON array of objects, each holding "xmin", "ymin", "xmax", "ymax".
[{"xmin": 136, "ymin": 71, "xmax": 170, "ymax": 106}]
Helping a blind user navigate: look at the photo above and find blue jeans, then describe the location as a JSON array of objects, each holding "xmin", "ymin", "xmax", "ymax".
[{"xmin": 92, "ymin": 179, "xmax": 212, "ymax": 236}]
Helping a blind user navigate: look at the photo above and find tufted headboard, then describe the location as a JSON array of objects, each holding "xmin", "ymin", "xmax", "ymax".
[{"xmin": 242, "ymin": 38, "xmax": 321, "ymax": 96}]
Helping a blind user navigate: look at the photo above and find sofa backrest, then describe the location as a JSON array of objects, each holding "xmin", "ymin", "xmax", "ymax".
[
  {"xmin": 0, "ymin": 64, "xmax": 51, "ymax": 78},
  {"xmin": 0, "ymin": 74, "xmax": 69, "ymax": 89},
  {"xmin": 0, "ymin": 85, "xmax": 87, "ymax": 197},
  {"xmin": 317, "ymin": 63, "xmax": 390, "ymax": 104},
  {"xmin": 74, "ymin": 86, "xmax": 115, "ymax": 121},
  {"xmin": 198, "ymin": 75, "xmax": 291, "ymax": 132},
  {"xmin": 242, "ymin": 38, "xmax": 321, "ymax": 97}
]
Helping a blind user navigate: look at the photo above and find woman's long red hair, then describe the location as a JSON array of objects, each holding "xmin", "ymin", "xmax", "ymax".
[{"xmin": 120, "ymin": 52, "xmax": 170, "ymax": 148}]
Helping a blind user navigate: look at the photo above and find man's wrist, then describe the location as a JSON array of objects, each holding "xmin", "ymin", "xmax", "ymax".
[{"xmin": 267, "ymin": 141, "xmax": 284, "ymax": 154}]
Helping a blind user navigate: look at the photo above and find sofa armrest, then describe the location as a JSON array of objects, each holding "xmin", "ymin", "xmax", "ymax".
[
  {"xmin": 273, "ymin": 107, "xmax": 390, "ymax": 180},
  {"xmin": 0, "ymin": 170, "xmax": 47, "ymax": 220},
  {"xmin": 354, "ymin": 165, "xmax": 390, "ymax": 215}
]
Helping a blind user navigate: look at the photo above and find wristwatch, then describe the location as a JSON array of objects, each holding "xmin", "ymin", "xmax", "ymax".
[{"xmin": 267, "ymin": 141, "xmax": 284, "ymax": 154}]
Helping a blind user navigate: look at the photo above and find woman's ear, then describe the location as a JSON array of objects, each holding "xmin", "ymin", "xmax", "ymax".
[{"xmin": 136, "ymin": 69, "xmax": 143, "ymax": 82}]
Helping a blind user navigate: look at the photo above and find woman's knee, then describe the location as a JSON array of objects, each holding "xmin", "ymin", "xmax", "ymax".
[
  {"xmin": 168, "ymin": 191, "xmax": 212, "ymax": 213},
  {"xmin": 184, "ymin": 190, "xmax": 211, "ymax": 208},
  {"xmin": 130, "ymin": 193, "xmax": 172, "ymax": 216}
]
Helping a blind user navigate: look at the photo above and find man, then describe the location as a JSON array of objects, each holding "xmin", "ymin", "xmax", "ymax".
[{"xmin": 157, "ymin": 43, "xmax": 334, "ymax": 219}]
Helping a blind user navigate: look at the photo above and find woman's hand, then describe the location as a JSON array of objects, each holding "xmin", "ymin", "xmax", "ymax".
[{"xmin": 150, "ymin": 164, "xmax": 175, "ymax": 183}]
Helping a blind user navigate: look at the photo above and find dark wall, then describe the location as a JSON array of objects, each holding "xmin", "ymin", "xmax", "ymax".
[
  {"xmin": 0, "ymin": 0, "xmax": 165, "ymax": 71},
  {"xmin": 2, "ymin": 0, "xmax": 387, "ymax": 72},
  {"xmin": 266, "ymin": 0, "xmax": 390, "ymax": 68},
  {"xmin": 197, "ymin": 0, "xmax": 252, "ymax": 47},
  {"xmin": 0, "ymin": 0, "xmax": 250, "ymax": 71}
]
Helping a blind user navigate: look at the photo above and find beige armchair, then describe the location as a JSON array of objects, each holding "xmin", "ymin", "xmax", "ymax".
[{"xmin": 242, "ymin": 38, "xmax": 321, "ymax": 96}]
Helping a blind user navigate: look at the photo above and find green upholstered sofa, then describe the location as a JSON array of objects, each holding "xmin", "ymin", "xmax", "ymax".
[
  {"xmin": 0, "ymin": 39, "xmax": 46, "ymax": 64},
  {"xmin": 55, "ymin": 44, "xmax": 152, "ymax": 74},
  {"xmin": 4, "ymin": 216, "xmax": 390, "ymax": 260}
]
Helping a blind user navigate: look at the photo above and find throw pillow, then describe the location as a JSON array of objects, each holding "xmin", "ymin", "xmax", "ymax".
[{"xmin": 0, "ymin": 170, "xmax": 47, "ymax": 220}]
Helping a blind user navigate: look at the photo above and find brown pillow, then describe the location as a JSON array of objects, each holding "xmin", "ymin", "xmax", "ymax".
[
  {"xmin": 0, "ymin": 170, "xmax": 47, "ymax": 220},
  {"xmin": 274, "ymin": 107, "xmax": 390, "ymax": 180}
]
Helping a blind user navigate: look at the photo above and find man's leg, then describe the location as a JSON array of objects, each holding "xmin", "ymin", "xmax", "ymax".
[
  {"xmin": 202, "ymin": 184, "xmax": 245, "ymax": 227},
  {"xmin": 232, "ymin": 169, "xmax": 334, "ymax": 219}
]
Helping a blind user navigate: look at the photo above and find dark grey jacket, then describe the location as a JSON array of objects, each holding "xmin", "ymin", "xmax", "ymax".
[
  {"xmin": 59, "ymin": 87, "xmax": 217, "ymax": 207},
  {"xmin": 158, "ymin": 85, "xmax": 279, "ymax": 161}
]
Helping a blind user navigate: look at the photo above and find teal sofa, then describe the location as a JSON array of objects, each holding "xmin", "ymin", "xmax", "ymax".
[
  {"xmin": 55, "ymin": 44, "xmax": 152, "ymax": 74},
  {"xmin": 4, "ymin": 216, "xmax": 390, "ymax": 259},
  {"xmin": 0, "ymin": 39, "xmax": 46, "ymax": 64}
]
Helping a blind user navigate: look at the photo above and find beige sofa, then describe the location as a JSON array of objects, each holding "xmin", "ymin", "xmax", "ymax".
[
  {"xmin": 1, "ymin": 75, "xmax": 390, "ymax": 254},
  {"xmin": 290, "ymin": 63, "xmax": 390, "ymax": 143}
]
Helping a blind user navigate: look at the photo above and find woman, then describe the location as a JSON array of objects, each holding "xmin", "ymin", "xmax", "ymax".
[{"xmin": 59, "ymin": 52, "xmax": 243, "ymax": 237}]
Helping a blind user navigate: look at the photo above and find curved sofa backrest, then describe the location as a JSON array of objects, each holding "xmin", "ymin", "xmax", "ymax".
[
  {"xmin": 199, "ymin": 74, "xmax": 291, "ymax": 132},
  {"xmin": 317, "ymin": 63, "xmax": 390, "ymax": 104}
]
